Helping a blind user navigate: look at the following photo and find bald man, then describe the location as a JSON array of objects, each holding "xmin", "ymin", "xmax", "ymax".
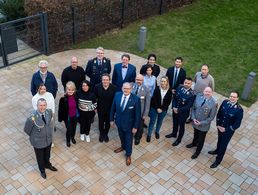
[{"xmin": 61, "ymin": 56, "xmax": 85, "ymax": 91}]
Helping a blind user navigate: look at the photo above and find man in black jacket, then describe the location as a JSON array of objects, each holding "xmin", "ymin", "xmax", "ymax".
[
  {"xmin": 94, "ymin": 74, "xmax": 116, "ymax": 142},
  {"xmin": 61, "ymin": 56, "xmax": 85, "ymax": 91}
]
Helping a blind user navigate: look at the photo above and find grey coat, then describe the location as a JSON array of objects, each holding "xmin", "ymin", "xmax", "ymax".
[
  {"xmin": 132, "ymin": 83, "xmax": 151, "ymax": 118},
  {"xmin": 24, "ymin": 109, "xmax": 54, "ymax": 148},
  {"xmin": 191, "ymin": 94, "xmax": 217, "ymax": 132}
]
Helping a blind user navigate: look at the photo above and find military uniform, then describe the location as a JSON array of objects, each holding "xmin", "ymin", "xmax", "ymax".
[
  {"xmin": 189, "ymin": 93, "xmax": 217, "ymax": 156},
  {"xmin": 211, "ymin": 99, "xmax": 243, "ymax": 165},
  {"xmin": 24, "ymin": 109, "xmax": 54, "ymax": 175},
  {"xmin": 85, "ymin": 57, "xmax": 111, "ymax": 87},
  {"xmin": 172, "ymin": 85, "xmax": 195, "ymax": 145}
]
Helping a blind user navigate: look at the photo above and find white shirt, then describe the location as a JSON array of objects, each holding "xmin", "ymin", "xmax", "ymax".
[
  {"xmin": 121, "ymin": 94, "xmax": 130, "ymax": 110},
  {"xmin": 160, "ymin": 88, "xmax": 168, "ymax": 105},
  {"xmin": 122, "ymin": 65, "xmax": 128, "ymax": 80},
  {"xmin": 32, "ymin": 92, "xmax": 55, "ymax": 113}
]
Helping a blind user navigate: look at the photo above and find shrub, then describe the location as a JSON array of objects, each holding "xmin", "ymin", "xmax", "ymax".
[{"xmin": 0, "ymin": 0, "xmax": 26, "ymax": 22}]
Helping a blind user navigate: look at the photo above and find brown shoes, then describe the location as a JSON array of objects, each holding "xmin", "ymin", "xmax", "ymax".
[
  {"xmin": 114, "ymin": 147, "xmax": 124, "ymax": 153},
  {"xmin": 126, "ymin": 156, "xmax": 131, "ymax": 166}
]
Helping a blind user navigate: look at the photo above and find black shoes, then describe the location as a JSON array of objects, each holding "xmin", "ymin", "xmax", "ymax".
[
  {"xmin": 191, "ymin": 153, "xmax": 199, "ymax": 159},
  {"xmin": 146, "ymin": 136, "xmax": 151, "ymax": 142},
  {"xmin": 66, "ymin": 142, "xmax": 71, "ymax": 147},
  {"xmin": 208, "ymin": 150, "xmax": 218, "ymax": 155},
  {"xmin": 40, "ymin": 172, "xmax": 46, "ymax": 179},
  {"xmin": 46, "ymin": 165, "xmax": 58, "ymax": 172},
  {"xmin": 165, "ymin": 133, "xmax": 176, "ymax": 138},
  {"xmin": 186, "ymin": 143, "xmax": 197, "ymax": 148},
  {"xmin": 155, "ymin": 132, "xmax": 160, "ymax": 139},
  {"xmin": 210, "ymin": 161, "xmax": 220, "ymax": 168},
  {"xmin": 71, "ymin": 138, "xmax": 76, "ymax": 144},
  {"xmin": 172, "ymin": 140, "xmax": 181, "ymax": 146},
  {"xmin": 99, "ymin": 135, "xmax": 104, "ymax": 143},
  {"xmin": 104, "ymin": 135, "xmax": 109, "ymax": 143},
  {"xmin": 135, "ymin": 139, "xmax": 140, "ymax": 145}
]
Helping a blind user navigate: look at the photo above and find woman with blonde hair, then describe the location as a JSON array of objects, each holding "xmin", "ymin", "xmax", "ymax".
[
  {"xmin": 147, "ymin": 76, "xmax": 172, "ymax": 142},
  {"xmin": 58, "ymin": 81, "xmax": 78, "ymax": 147}
]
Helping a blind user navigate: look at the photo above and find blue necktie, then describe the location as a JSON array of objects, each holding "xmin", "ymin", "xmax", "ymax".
[{"xmin": 121, "ymin": 96, "xmax": 127, "ymax": 111}]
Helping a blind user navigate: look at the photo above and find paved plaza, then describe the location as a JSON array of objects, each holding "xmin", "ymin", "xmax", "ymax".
[{"xmin": 0, "ymin": 49, "xmax": 257, "ymax": 194}]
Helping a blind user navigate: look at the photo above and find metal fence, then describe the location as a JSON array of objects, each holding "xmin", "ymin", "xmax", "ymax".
[{"xmin": 0, "ymin": 13, "xmax": 49, "ymax": 68}]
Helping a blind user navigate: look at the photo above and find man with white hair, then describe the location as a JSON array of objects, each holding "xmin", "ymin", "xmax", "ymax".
[
  {"xmin": 31, "ymin": 60, "xmax": 58, "ymax": 98},
  {"xmin": 85, "ymin": 47, "xmax": 111, "ymax": 88}
]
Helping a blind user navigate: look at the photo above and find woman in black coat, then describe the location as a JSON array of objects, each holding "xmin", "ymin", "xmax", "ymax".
[
  {"xmin": 147, "ymin": 76, "xmax": 172, "ymax": 142},
  {"xmin": 77, "ymin": 80, "xmax": 97, "ymax": 142},
  {"xmin": 58, "ymin": 81, "xmax": 78, "ymax": 147}
]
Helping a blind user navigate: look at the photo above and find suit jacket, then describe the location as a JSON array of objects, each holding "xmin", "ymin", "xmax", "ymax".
[
  {"xmin": 110, "ymin": 92, "xmax": 141, "ymax": 131},
  {"xmin": 112, "ymin": 63, "xmax": 136, "ymax": 91},
  {"xmin": 85, "ymin": 57, "xmax": 111, "ymax": 86},
  {"xmin": 131, "ymin": 83, "xmax": 151, "ymax": 118},
  {"xmin": 216, "ymin": 99, "xmax": 243, "ymax": 132},
  {"xmin": 166, "ymin": 66, "xmax": 186, "ymax": 89},
  {"xmin": 24, "ymin": 109, "xmax": 53, "ymax": 149},
  {"xmin": 191, "ymin": 93, "xmax": 217, "ymax": 132},
  {"xmin": 150, "ymin": 87, "xmax": 172, "ymax": 111}
]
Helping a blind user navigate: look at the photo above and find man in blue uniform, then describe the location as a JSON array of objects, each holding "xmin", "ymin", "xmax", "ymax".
[
  {"xmin": 209, "ymin": 91, "xmax": 243, "ymax": 168},
  {"xmin": 85, "ymin": 47, "xmax": 111, "ymax": 88},
  {"xmin": 167, "ymin": 77, "xmax": 195, "ymax": 146}
]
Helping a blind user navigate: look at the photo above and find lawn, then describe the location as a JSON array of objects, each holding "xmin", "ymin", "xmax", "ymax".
[{"xmin": 74, "ymin": 0, "xmax": 258, "ymax": 107}]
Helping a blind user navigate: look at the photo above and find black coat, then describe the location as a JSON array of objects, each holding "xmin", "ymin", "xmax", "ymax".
[
  {"xmin": 58, "ymin": 94, "xmax": 78, "ymax": 122},
  {"xmin": 166, "ymin": 66, "xmax": 186, "ymax": 89},
  {"xmin": 150, "ymin": 87, "xmax": 172, "ymax": 111}
]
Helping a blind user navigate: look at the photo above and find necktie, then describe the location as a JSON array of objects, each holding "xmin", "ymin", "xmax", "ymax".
[
  {"xmin": 173, "ymin": 68, "xmax": 178, "ymax": 87},
  {"xmin": 121, "ymin": 96, "xmax": 127, "ymax": 111},
  {"xmin": 42, "ymin": 114, "xmax": 46, "ymax": 124},
  {"xmin": 135, "ymin": 86, "xmax": 139, "ymax": 95},
  {"xmin": 98, "ymin": 60, "xmax": 102, "ymax": 66},
  {"xmin": 201, "ymin": 99, "xmax": 206, "ymax": 107},
  {"xmin": 122, "ymin": 65, "xmax": 127, "ymax": 69}
]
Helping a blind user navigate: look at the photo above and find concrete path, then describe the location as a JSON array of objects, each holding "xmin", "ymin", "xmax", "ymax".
[{"xmin": 0, "ymin": 49, "xmax": 257, "ymax": 194}]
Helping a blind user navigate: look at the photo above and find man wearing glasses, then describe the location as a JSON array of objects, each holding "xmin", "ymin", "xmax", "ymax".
[
  {"xmin": 31, "ymin": 60, "xmax": 58, "ymax": 98},
  {"xmin": 85, "ymin": 47, "xmax": 111, "ymax": 88},
  {"xmin": 209, "ymin": 91, "xmax": 243, "ymax": 168}
]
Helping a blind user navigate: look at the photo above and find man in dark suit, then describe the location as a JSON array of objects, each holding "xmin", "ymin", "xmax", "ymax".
[
  {"xmin": 166, "ymin": 78, "xmax": 195, "ymax": 146},
  {"xmin": 131, "ymin": 74, "xmax": 151, "ymax": 145},
  {"xmin": 85, "ymin": 47, "xmax": 111, "ymax": 88},
  {"xmin": 94, "ymin": 73, "xmax": 116, "ymax": 143},
  {"xmin": 165, "ymin": 56, "xmax": 186, "ymax": 94},
  {"xmin": 110, "ymin": 82, "xmax": 141, "ymax": 166},
  {"xmin": 112, "ymin": 54, "xmax": 136, "ymax": 92},
  {"xmin": 24, "ymin": 98, "xmax": 57, "ymax": 179},
  {"xmin": 209, "ymin": 91, "xmax": 243, "ymax": 168}
]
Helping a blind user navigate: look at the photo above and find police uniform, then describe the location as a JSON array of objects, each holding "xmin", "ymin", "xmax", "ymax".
[
  {"xmin": 210, "ymin": 99, "xmax": 243, "ymax": 166},
  {"xmin": 85, "ymin": 57, "xmax": 111, "ymax": 87},
  {"xmin": 24, "ymin": 109, "xmax": 54, "ymax": 175},
  {"xmin": 172, "ymin": 85, "xmax": 195, "ymax": 145}
]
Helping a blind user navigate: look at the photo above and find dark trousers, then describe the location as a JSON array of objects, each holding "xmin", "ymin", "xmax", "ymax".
[
  {"xmin": 135, "ymin": 118, "xmax": 144, "ymax": 140},
  {"xmin": 118, "ymin": 128, "xmax": 133, "ymax": 157},
  {"xmin": 215, "ymin": 129, "xmax": 234, "ymax": 164},
  {"xmin": 192, "ymin": 128, "xmax": 208, "ymax": 154},
  {"xmin": 172, "ymin": 112, "xmax": 188, "ymax": 141},
  {"xmin": 80, "ymin": 111, "xmax": 95, "ymax": 135},
  {"xmin": 98, "ymin": 112, "xmax": 110, "ymax": 137},
  {"xmin": 34, "ymin": 144, "xmax": 51, "ymax": 173},
  {"xmin": 64, "ymin": 116, "xmax": 77, "ymax": 143}
]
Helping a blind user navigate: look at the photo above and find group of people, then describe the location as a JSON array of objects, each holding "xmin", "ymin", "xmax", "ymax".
[{"xmin": 24, "ymin": 47, "xmax": 244, "ymax": 179}]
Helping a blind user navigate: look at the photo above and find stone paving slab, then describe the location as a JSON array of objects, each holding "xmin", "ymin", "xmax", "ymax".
[{"xmin": 0, "ymin": 49, "xmax": 257, "ymax": 194}]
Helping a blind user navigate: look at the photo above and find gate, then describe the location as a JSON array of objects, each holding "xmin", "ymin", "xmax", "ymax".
[{"xmin": 0, "ymin": 13, "xmax": 49, "ymax": 68}]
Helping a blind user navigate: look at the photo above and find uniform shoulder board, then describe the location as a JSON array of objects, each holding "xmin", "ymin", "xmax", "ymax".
[{"xmin": 105, "ymin": 57, "xmax": 111, "ymax": 61}]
